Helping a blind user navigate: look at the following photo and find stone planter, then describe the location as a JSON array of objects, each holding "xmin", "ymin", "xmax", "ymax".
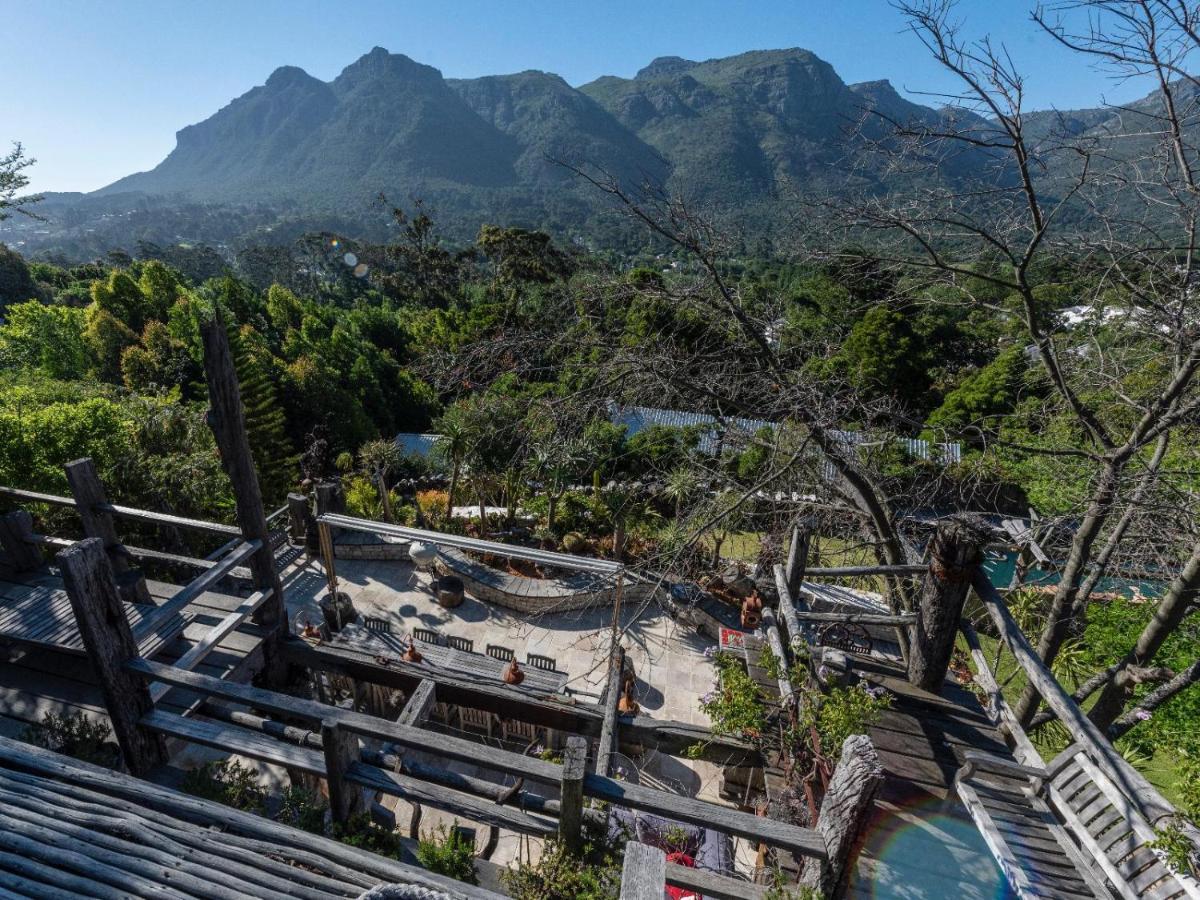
[
  {"xmin": 435, "ymin": 575, "xmax": 465, "ymax": 609},
  {"xmin": 319, "ymin": 590, "xmax": 357, "ymax": 633}
]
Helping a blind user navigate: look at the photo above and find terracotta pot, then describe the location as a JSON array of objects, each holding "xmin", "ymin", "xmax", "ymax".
[
  {"xmin": 503, "ymin": 659, "xmax": 525, "ymax": 685},
  {"xmin": 403, "ymin": 642, "xmax": 423, "ymax": 664},
  {"xmin": 617, "ymin": 686, "xmax": 640, "ymax": 715},
  {"xmin": 740, "ymin": 592, "xmax": 762, "ymax": 629}
]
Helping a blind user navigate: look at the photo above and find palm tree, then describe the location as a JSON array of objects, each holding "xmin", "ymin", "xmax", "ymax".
[
  {"xmin": 434, "ymin": 404, "xmax": 476, "ymax": 524},
  {"xmin": 532, "ymin": 437, "xmax": 590, "ymax": 533},
  {"xmin": 663, "ymin": 466, "xmax": 700, "ymax": 520}
]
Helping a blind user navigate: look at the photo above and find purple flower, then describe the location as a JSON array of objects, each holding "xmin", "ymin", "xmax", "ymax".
[
  {"xmin": 1135, "ymin": 709, "xmax": 1152, "ymax": 721},
  {"xmin": 704, "ymin": 646, "xmax": 717, "ymax": 659},
  {"xmin": 864, "ymin": 684, "xmax": 887, "ymax": 700},
  {"xmin": 700, "ymin": 690, "xmax": 717, "ymax": 705}
]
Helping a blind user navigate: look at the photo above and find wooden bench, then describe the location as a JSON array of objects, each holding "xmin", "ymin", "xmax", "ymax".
[{"xmin": 957, "ymin": 747, "xmax": 1200, "ymax": 899}]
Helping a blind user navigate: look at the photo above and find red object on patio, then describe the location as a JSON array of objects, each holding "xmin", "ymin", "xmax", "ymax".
[{"xmin": 664, "ymin": 851, "xmax": 700, "ymax": 900}]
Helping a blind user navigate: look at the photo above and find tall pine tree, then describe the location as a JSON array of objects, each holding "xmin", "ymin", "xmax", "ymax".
[{"xmin": 230, "ymin": 324, "xmax": 297, "ymax": 505}]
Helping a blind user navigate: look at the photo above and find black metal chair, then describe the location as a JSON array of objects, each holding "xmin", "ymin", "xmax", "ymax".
[
  {"xmin": 413, "ymin": 627, "xmax": 441, "ymax": 645},
  {"xmin": 526, "ymin": 653, "xmax": 558, "ymax": 672},
  {"xmin": 447, "ymin": 635, "xmax": 474, "ymax": 653},
  {"xmin": 364, "ymin": 616, "xmax": 391, "ymax": 634},
  {"xmin": 487, "ymin": 644, "xmax": 514, "ymax": 662}
]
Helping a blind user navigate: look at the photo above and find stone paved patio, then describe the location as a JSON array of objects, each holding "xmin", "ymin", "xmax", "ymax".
[{"xmin": 278, "ymin": 551, "xmax": 736, "ymax": 869}]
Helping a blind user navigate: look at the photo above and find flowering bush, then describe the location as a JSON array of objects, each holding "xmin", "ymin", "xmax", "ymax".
[{"xmin": 698, "ymin": 651, "xmax": 767, "ymax": 741}]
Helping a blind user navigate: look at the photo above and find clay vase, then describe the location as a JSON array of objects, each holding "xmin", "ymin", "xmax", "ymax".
[
  {"xmin": 740, "ymin": 592, "xmax": 763, "ymax": 629},
  {"xmin": 403, "ymin": 641, "xmax": 423, "ymax": 664},
  {"xmin": 503, "ymin": 659, "xmax": 525, "ymax": 685}
]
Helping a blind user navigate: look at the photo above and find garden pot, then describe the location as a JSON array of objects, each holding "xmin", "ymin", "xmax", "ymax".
[
  {"xmin": 435, "ymin": 574, "xmax": 465, "ymax": 609},
  {"xmin": 740, "ymin": 592, "xmax": 762, "ymax": 629},
  {"xmin": 503, "ymin": 659, "xmax": 525, "ymax": 685},
  {"xmin": 319, "ymin": 591, "xmax": 356, "ymax": 633}
]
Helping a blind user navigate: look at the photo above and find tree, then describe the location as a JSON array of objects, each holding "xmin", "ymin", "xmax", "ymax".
[
  {"xmin": 0, "ymin": 143, "xmax": 41, "ymax": 221},
  {"xmin": 357, "ymin": 439, "xmax": 403, "ymax": 523},
  {"xmin": 828, "ymin": 0, "xmax": 1200, "ymax": 730}
]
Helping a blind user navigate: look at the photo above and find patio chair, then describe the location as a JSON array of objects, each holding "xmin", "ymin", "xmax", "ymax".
[
  {"xmin": 364, "ymin": 616, "xmax": 391, "ymax": 634},
  {"xmin": 447, "ymin": 635, "xmax": 474, "ymax": 653},
  {"xmin": 526, "ymin": 653, "xmax": 558, "ymax": 672},
  {"xmin": 458, "ymin": 706, "xmax": 495, "ymax": 737},
  {"xmin": 412, "ymin": 627, "xmax": 442, "ymax": 645},
  {"xmin": 486, "ymin": 644, "xmax": 514, "ymax": 662}
]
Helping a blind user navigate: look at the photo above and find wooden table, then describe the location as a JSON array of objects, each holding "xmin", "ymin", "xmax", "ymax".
[{"xmin": 335, "ymin": 622, "xmax": 569, "ymax": 695}]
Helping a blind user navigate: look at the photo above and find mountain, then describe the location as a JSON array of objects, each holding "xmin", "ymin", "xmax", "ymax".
[{"xmin": 6, "ymin": 46, "xmax": 1177, "ymax": 257}]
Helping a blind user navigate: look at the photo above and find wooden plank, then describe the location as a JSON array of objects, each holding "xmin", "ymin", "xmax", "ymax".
[
  {"xmin": 346, "ymin": 763, "xmax": 558, "ymax": 836},
  {"xmin": 595, "ymin": 645, "xmax": 623, "ymax": 775},
  {"xmin": 322, "ymin": 722, "xmax": 363, "ymax": 824},
  {"xmin": 397, "ymin": 679, "xmax": 436, "ymax": 727},
  {"xmin": 132, "ymin": 541, "xmax": 259, "ymax": 642},
  {"xmin": 142, "ymin": 710, "xmax": 325, "ymax": 774},
  {"xmin": 149, "ymin": 590, "xmax": 270, "ymax": 703},
  {"xmin": 582, "ymin": 773, "xmax": 827, "ymax": 860},
  {"xmin": 621, "ymin": 842, "xmax": 666, "ymax": 900},
  {"xmin": 664, "ymin": 863, "xmax": 768, "ymax": 900}
]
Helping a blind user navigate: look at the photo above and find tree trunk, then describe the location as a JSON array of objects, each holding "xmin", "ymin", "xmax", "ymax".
[
  {"xmin": 1088, "ymin": 537, "xmax": 1200, "ymax": 732},
  {"xmin": 907, "ymin": 518, "xmax": 988, "ymax": 691},
  {"xmin": 1109, "ymin": 659, "xmax": 1200, "ymax": 740},
  {"xmin": 445, "ymin": 461, "xmax": 460, "ymax": 523},
  {"xmin": 1015, "ymin": 458, "xmax": 1123, "ymax": 725},
  {"xmin": 548, "ymin": 491, "xmax": 561, "ymax": 532}
]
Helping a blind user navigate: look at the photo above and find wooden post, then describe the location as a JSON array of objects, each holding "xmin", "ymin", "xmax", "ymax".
[
  {"xmin": 907, "ymin": 518, "xmax": 987, "ymax": 691},
  {"xmin": 398, "ymin": 680, "xmax": 436, "ymax": 727},
  {"xmin": 559, "ymin": 735, "xmax": 587, "ymax": 852},
  {"xmin": 321, "ymin": 720, "xmax": 364, "ymax": 825},
  {"xmin": 286, "ymin": 492, "xmax": 310, "ymax": 545},
  {"xmin": 620, "ymin": 842, "xmax": 666, "ymax": 900},
  {"xmin": 800, "ymin": 733, "xmax": 884, "ymax": 897},
  {"xmin": 0, "ymin": 510, "xmax": 42, "ymax": 572},
  {"xmin": 376, "ymin": 472, "xmax": 395, "ymax": 524},
  {"xmin": 56, "ymin": 539, "xmax": 167, "ymax": 775},
  {"xmin": 596, "ymin": 645, "xmax": 625, "ymax": 775},
  {"xmin": 786, "ymin": 523, "xmax": 810, "ymax": 599},
  {"xmin": 64, "ymin": 458, "xmax": 150, "ymax": 604},
  {"xmin": 200, "ymin": 313, "xmax": 288, "ymax": 684}
]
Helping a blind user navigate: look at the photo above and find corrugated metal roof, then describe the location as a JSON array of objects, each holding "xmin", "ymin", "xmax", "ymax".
[{"xmin": 394, "ymin": 433, "xmax": 442, "ymax": 458}]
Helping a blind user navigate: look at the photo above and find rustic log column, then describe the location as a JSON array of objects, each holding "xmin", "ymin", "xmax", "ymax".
[
  {"xmin": 56, "ymin": 539, "xmax": 167, "ymax": 775},
  {"xmin": 200, "ymin": 313, "xmax": 288, "ymax": 684},
  {"xmin": 321, "ymin": 721, "xmax": 364, "ymax": 825},
  {"xmin": 0, "ymin": 510, "xmax": 43, "ymax": 572},
  {"xmin": 621, "ymin": 842, "xmax": 666, "ymax": 900},
  {"xmin": 907, "ymin": 518, "xmax": 987, "ymax": 691},
  {"xmin": 558, "ymin": 735, "xmax": 588, "ymax": 852},
  {"xmin": 595, "ymin": 645, "xmax": 625, "ymax": 775},
  {"xmin": 286, "ymin": 492, "xmax": 310, "ymax": 545},
  {"xmin": 786, "ymin": 523, "xmax": 811, "ymax": 599},
  {"xmin": 65, "ymin": 457, "xmax": 150, "ymax": 604},
  {"xmin": 800, "ymin": 733, "xmax": 884, "ymax": 897}
]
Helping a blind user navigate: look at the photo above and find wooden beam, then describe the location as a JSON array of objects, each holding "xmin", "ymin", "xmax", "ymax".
[
  {"xmin": 959, "ymin": 621, "xmax": 1042, "ymax": 767},
  {"xmin": 558, "ymin": 735, "xmax": 587, "ymax": 852},
  {"xmin": 286, "ymin": 493, "xmax": 309, "ymax": 545},
  {"xmin": 907, "ymin": 518, "xmax": 987, "ymax": 691},
  {"xmin": 761, "ymin": 607, "xmax": 794, "ymax": 702},
  {"xmin": 596, "ymin": 646, "xmax": 624, "ymax": 775},
  {"xmin": 665, "ymin": 864, "xmax": 768, "ymax": 900},
  {"xmin": 133, "ymin": 540, "xmax": 260, "ymax": 643},
  {"xmin": 774, "ymin": 564, "xmax": 811, "ymax": 649},
  {"xmin": 785, "ymin": 523, "xmax": 810, "ymax": 599},
  {"xmin": 56, "ymin": 539, "xmax": 166, "ymax": 775},
  {"xmin": 804, "ymin": 565, "xmax": 927, "ymax": 577},
  {"xmin": 397, "ymin": 680, "xmax": 435, "ymax": 727},
  {"xmin": 621, "ymin": 842, "xmax": 666, "ymax": 900},
  {"xmin": 64, "ymin": 458, "xmax": 149, "ymax": 604},
  {"xmin": 322, "ymin": 722, "xmax": 363, "ymax": 824},
  {"xmin": 200, "ymin": 312, "xmax": 288, "ymax": 683},
  {"xmin": 149, "ymin": 590, "xmax": 272, "ymax": 703},
  {"xmin": 800, "ymin": 734, "xmax": 884, "ymax": 896},
  {"xmin": 0, "ymin": 510, "xmax": 42, "ymax": 571},
  {"xmin": 972, "ymin": 570, "xmax": 1180, "ymax": 827},
  {"xmin": 282, "ymin": 638, "xmax": 760, "ymax": 764},
  {"xmin": 582, "ymin": 774, "xmax": 827, "ymax": 860},
  {"xmin": 791, "ymin": 610, "xmax": 917, "ymax": 626}
]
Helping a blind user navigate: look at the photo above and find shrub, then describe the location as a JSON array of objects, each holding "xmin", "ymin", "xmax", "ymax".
[
  {"xmin": 181, "ymin": 759, "xmax": 266, "ymax": 812},
  {"xmin": 278, "ymin": 785, "xmax": 328, "ymax": 834},
  {"xmin": 416, "ymin": 824, "xmax": 478, "ymax": 884},
  {"xmin": 333, "ymin": 812, "xmax": 405, "ymax": 860},
  {"xmin": 502, "ymin": 838, "xmax": 620, "ymax": 900},
  {"xmin": 21, "ymin": 711, "xmax": 117, "ymax": 767}
]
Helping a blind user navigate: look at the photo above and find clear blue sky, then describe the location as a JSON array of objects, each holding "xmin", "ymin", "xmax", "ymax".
[{"xmin": 3, "ymin": 0, "xmax": 1155, "ymax": 194}]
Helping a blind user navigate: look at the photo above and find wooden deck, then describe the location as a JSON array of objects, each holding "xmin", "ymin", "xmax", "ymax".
[
  {"xmin": 844, "ymin": 653, "xmax": 1011, "ymax": 899},
  {"xmin": 0, "ymin": 569, "xmax": 267, "ymax": 737}
]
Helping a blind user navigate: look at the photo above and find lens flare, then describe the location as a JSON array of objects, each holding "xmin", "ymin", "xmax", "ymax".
[
  {"xmin": 354, "ymin": 263, "xmax": 369, "ymax": 278},
  {"xmin": 343, "ymin": 252, "xmax": 358, "ymax": 267}
]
